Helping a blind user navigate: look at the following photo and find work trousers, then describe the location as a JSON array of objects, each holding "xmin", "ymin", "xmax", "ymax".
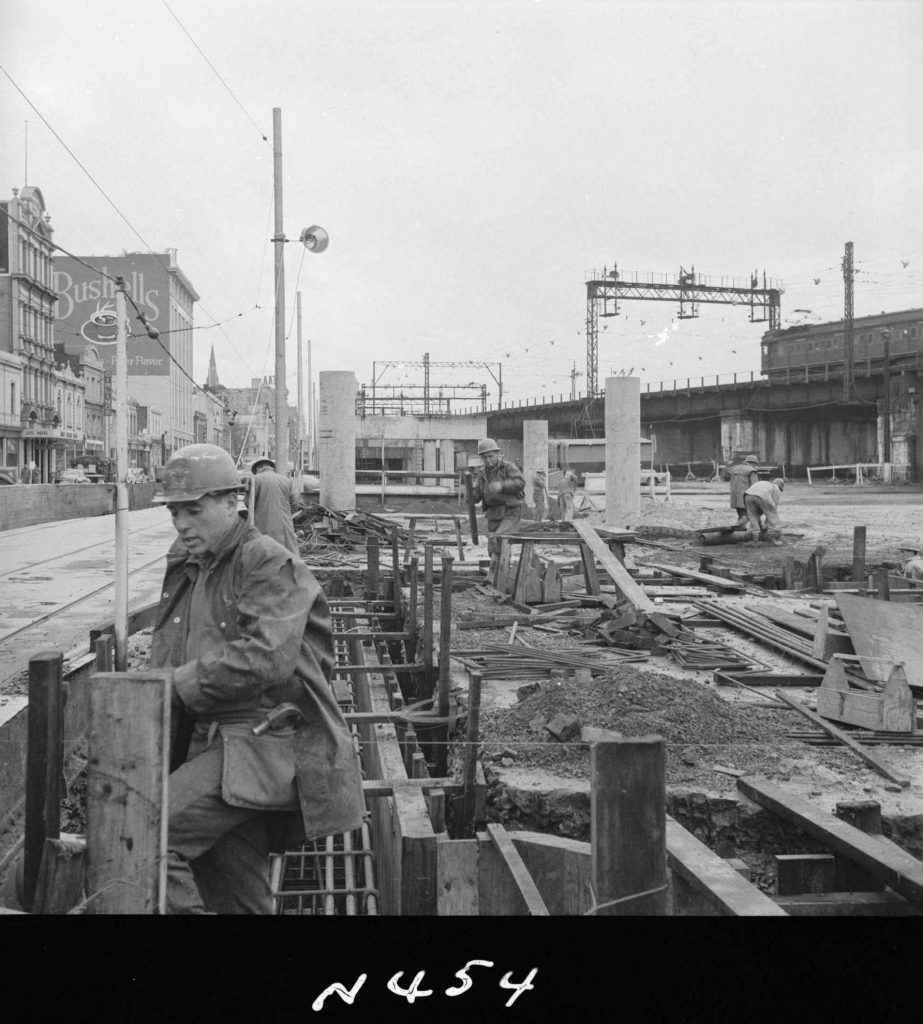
[
  {"xmin": 486, "ymin": 509, "xmax": 522, "ymax": 557},
  {"xmin": 560, "ymin": 492, "xmax": 575, "ymax": 521},
  {"xmin": 167, "ymin": 731, "xmax": 286, "ymax": 914},
  {"xmin": 744, "ymin": 494, "xmax": 781, "ymax": 540}
]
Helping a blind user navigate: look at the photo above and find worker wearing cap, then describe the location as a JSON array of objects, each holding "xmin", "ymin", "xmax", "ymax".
[
  {"xmin": 744, "ymin": 476, "xmax": 785, "ymax": 545},
  {"xmin": 728, "ymin": 455, "xmax": 759, "ymax": 527},
  {"xmin": 471, "ymin": 438, "xmax": 525, "ymax": 583},
  {"xmin": 532, "ymin": 467, "xmax": 551, "ymax": 521},
  {"xmin": 248, "ymin": 456, "xmax": 302, "ymax": 555},
  {"xmin": 150, "ymin": 444, "xmax": 365, "ymax": 914},
  {"xmin": 558, "ymin": 466, "xmax": 579, "ymax": 521},
  {"xmin": 899, "ymin": 540, "xmax": 923, "ymax": 580}
]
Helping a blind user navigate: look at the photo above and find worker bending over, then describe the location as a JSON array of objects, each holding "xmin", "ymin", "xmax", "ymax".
[
  {"xmin": 744, "ymin": 476, "xmax": 785, "ymax": 546},
  {"xmin": 151, "ymin": 444, "xmax": 365, "ymax": 913},
  {"xmin": 248, "ymin": 456, "xmax": 302, "ymax": 555},
  {"xmin": 728, "ymin": 454, "xmax": 759, "ymax": 527},
  {"xmin": 471, "ymin": 438, "xmax": 525, "ymax": 584}
]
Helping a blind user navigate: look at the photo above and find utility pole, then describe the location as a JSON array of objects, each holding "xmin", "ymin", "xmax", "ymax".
[
  {"xmin": 842, "ymin": 241, "xmax": 855, "ymax": 402},
  {"xmin": 113, "ymin": 279, "xmax": 129, "ymax": 671},
  {"xmin": 424, "ymin": 351, "xmax": 430, "ymax": 415},
  {"xmin": 296, "ymin": 290, "xmax": 304, "ymax": 481},
  {"xmin": 570, "ymin": 361, "xmax": 579, "ymax": 400},
  {"xmin": 272, "ymin": 107, "xmax": 289, "ymax": 476},
  {"xmin": 881, "ymin": 327, "xmax": 891, "ymax": 463},
  {"xmin": 306, "ymin": 329, "xmax": 313, "ymax": 471}
]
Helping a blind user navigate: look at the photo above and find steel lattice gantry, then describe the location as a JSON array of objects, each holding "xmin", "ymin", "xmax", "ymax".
[{"xmin": 584, "ymin": 265, "xmax": 783, "ymax": 397}]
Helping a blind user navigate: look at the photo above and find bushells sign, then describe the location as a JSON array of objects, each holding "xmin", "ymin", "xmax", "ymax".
[{"xmin": 54, "ymin": 254, "xmax": 171, "ymax": 375}]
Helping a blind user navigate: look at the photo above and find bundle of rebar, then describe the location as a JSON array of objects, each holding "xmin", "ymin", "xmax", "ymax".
[
  {"xmin": 692, "ymin": 599, "xmax": 829, "ymax": 671},
  {"xmin": 451, "ymin": 642, "xmax": 647, "ymax": 679},
  {"xmin": 665, "ymin": 630, "xmax": 753, "ymax": 669}
]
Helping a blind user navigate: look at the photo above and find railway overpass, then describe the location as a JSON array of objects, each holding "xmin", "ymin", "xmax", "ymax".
[{"xmin": 484, "ymin": 365, "xmax": 923, "ymax": 479}]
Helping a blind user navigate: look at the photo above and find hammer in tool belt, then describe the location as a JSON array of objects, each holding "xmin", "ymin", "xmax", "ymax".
[{"xmin": 252, "ymin": 703, "xmax": 308, "ymax": 735}]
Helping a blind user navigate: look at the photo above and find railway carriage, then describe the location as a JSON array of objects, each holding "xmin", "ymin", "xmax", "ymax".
[{"xmin": 761, "ymin": 307, "xmax": 923, "ymax": 381}]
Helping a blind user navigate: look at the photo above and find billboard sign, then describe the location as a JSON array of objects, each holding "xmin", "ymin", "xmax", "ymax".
[{"xmin": 54, "ymin": 254, "xmax": 172, "ymax": 375}]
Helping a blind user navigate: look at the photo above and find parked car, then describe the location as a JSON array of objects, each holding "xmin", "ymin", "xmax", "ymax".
[
  {"xmin": 0, "ymin": 469, "xmax": 17, "ymax": 485},
  {"xmin": 55, "ymin": 468, "xmax": 92, "ymax": 484}
]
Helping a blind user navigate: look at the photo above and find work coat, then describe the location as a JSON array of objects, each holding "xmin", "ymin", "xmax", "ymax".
[
  {"xmin": 471, "ymin": 458, "xmax": 525, "ymax": 526},
  {"xmin": 151, "ymin": 515, "xmax": 366, "ymax": 840},
  {"xmin": 728, "ymin": 463, "xmax": 758, "ymax": 508},
  {"xmin": 249, "ymin": 470, "xmax": 301, "ymax": 554}
]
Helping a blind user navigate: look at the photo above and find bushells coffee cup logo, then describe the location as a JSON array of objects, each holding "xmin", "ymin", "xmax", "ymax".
[{"xmin": 81, "ymin": 302, "xmax": 120, "ymax": 345}]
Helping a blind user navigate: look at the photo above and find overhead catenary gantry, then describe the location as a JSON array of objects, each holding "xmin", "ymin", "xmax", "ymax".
[
  {"xmin": 584, "ymin": 264, "xmax": 783, "ymax": 398},
  {"xmin": 367, "ymin": 354, "xmax": 502, "ymax": 415}
]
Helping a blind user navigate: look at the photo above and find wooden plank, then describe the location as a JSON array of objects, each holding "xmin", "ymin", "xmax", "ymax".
[
  {"xmin": 24, "ymin": 652, "xmax": 64, "ymax": 912},
  {"xmin": 86, "ymin": 671, "xmax": 171, "ymax": 914},
  {"xmin": 509, "ymin": 832, "xmax": 593, "ymax": 915},
  {"xmin": 665, "ymin": 817, "xmax": 787, "ymax": 916},
  {"xmin": 484, "ymin": 823, "xmax": 549, "ymax": 915},
  {"xmin": 772, "ymin": 689, "xmax": 910, "ymax": 787},
  {"xmin": 774, "ymin": 854, "xmax": 836, "ymax": 895},
  {"xmin": 815, "ymin": 663, "xmax": 915, "ymax": 732},
  {"xmin": 835, "ymin": 593, "xmax": 923, "ymax": 691},
  {"xmin": 642, "ymin": 561, "xmax": 745, "ymax": 593},
  {"xmin": 591, "ymin": 737, "xmax": 667, "ymax": 915},
  {"xmin": 737, "ymin": 777, "xmax": 923, "ymax": 907},
  {"xmin": 773, "ymin": 891, "xmax": 921, "ymax": 917},
  {"xmin": 572, "ymin": 520, "xmax": 656, "ymax": 612},
  {"xmin": 436, "ymin": 837, "xmax": 479, "ymax": 915}
]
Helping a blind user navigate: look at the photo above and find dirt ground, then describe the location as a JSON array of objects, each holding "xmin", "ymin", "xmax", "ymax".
[{"xmin": 433, "ymin": 481, "xmax": 923, "ymax": 850}]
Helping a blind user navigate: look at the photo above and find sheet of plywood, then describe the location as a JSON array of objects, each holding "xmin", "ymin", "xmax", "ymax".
[{"xmin": 835, "ymin": 593, "xmax": 923, "ymax": 690}]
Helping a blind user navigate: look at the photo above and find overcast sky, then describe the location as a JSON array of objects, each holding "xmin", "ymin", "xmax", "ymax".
[{"xmin": 3, "ymin": 0, "xmax": 921, "ymax": 406}]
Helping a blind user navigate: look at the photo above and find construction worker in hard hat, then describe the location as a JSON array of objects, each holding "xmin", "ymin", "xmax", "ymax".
[
  {"xmin": 248, "ymin": 456, "xmax": 301, "ymax": 555},
  {"xmin": 744, "ymin": 475, "xmax": 785, "ymax": 545},
  {"xmin": 728, "ymin": 454, "xmax": 760, "ymax": 527},
  {"xmin": 532, "ymin": 466, "xmax": 552, "ymax": 521},
  {"xmin": 471, "ymin": 438, "xmax": 525, "ymax": 584},
  {"xmin": 150, "ymin": 444, "xmax": 365, "ymax": 913},
  {"xmin": 898, "ymin": 540, "xmax": 923, "ymax": 580}
]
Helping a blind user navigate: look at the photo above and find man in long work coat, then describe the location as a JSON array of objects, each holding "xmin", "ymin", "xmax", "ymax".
[
  {"xmin": 249, "ymin": 456, "xmax": 301, "ymax": 555},
  {"xmin": 151, "ymin": 444, "xmax": 365, "ymax": 913},
  {"xmin": 470, "ymin": 438, "xmax": 525, "ymax": 584},
  {"xmin": 728, "ymin": 454, "xmax": 759, "ymax": 526}
]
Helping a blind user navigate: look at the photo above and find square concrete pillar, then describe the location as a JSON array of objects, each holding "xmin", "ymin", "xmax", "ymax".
[
  {"xmin": 605, "ymin": 377, "xmax": 640, "ymax": 527},
  {"xmin": 422, "ymin": 440, "xmax": 438, "ymax": 487},
  {"xmin": 523, "ymin": 420, "xmax": 549, "ymax": 511},
  {"xmin": 318, "ymin": 371, "xmax": 357, "ymax": 510}
]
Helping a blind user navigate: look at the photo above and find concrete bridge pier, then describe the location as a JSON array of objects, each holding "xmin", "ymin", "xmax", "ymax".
[
  {"xmin": 523, "ymin": 420, "xmax": 549, "ymax": 513},
  {"xmin": 423, "ymin": 440, "xmax": 438, "ymax": 487},
  {"xmin": 605, "ymin": 377, "xmax": 640, "ymax": 528},
  {"xmin": 319, "ymin": 371, "xmax": 357, "ymax": 510}
]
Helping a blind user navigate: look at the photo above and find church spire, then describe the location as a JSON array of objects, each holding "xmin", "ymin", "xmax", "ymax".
[{"xmin": 206, "ymin": 345, "xmax": 220, "ymax": 389}]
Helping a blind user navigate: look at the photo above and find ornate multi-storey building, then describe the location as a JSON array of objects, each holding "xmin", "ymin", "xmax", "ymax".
[{"xmin": 0, "ymin": 185, "xmax": 61, "ymax": 480}]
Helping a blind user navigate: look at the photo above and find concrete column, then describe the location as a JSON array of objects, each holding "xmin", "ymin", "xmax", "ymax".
[
  {"xmin": 522, "ymin": 420, "xmax": 548, "ymax": 511},
  {"xmin": 440, "ymin": 439, "xmax": 456, "ymax": 475},
  {"xmin": 605, "ymin": 377, "xmax": 640, "ymax": 528},
  {"xmin": 318, "ymin": 371, "xmax": 357, "ymax": 510},
  {"xmin": 422, "ymin": 440, "xmax": 437, "ymax": 487}
]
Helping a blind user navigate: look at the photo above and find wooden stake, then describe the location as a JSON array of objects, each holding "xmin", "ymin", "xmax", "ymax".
[
  {"xmin": 366, "ymin": 535, "xmax": 380, "ymax": 601},
  {"xmin": 461, "ymin": 671, "xmax": 483, "ymax": 838},
  {"xmin": 23, "ymin": 651, "xmax": 64, "ymax": 912},
  {"xmin": 86, "ymin": 671, "xmax": 172, "ymax": 914},
  {"xmin": 590, "ymin": 736, "xmax": 667, "ymax": 915},
  {"xmin": 406, "ymin": 555, "xmax": 419, "ymax": 669},
  {"xmin": 852, "ymin": 526, "xmax": 866, "ymax": 583},
  {"xmin": 463, "ymin": 469, "xmax": 479, "ymax": 545},
  {"xmin": 435, "ymin": 555, "xmax": 454, "ymax": 776},
  {"xmin": 422, "ymin": 544, "xmax": 435, "ymax": 699}
]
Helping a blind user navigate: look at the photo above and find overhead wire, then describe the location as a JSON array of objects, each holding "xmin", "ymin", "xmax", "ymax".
[{"xmin": 159, "ymin": 0, "xmax": 270, "ymax": 145}]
